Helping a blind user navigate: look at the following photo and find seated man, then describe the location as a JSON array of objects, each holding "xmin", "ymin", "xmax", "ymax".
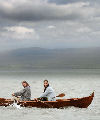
[
  {"xmin": 12, "ymin": 81, "xmax": 31, "ymax": 101},
  {"xmin": 35, "ymin": 80, "xmax": 56, "ymax": 101}
]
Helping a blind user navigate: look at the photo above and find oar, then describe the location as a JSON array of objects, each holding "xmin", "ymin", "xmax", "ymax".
[
  {"xmin": 34, "ymin": 93, "xmax": 65, "ymax": 102},
  {"xmin": 56, "ymin": 93, "xmax": 65, "ymax": 97}
]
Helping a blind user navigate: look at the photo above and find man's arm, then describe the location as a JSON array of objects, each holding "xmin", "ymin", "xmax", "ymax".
[
  {"xmin": 14, "ymin": 88, "xmax": 26, "ymax": 97},
  {"xmin": 39, "ymin": 88, "xmax": 52, "ymax": 98}
]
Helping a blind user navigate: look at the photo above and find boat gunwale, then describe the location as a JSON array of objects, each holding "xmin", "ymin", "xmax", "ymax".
[{"xmin": 4, "ymin": 92, "xmax": 94, "ymax": 103}]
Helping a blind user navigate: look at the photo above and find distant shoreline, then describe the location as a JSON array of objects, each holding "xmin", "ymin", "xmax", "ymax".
[{"xmin": 0, "ymin": 68, "xmax": 100, "ymax": 72}]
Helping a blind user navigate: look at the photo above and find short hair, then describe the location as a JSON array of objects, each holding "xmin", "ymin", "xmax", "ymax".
[{"xmin": 44, "ymin": 80, "xmax": 48, "ymax": 83}]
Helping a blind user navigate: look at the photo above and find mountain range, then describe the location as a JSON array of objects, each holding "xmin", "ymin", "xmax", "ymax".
[{"xmin": 0, "ymin": 47, "xmax": 100, "ymax": 70}]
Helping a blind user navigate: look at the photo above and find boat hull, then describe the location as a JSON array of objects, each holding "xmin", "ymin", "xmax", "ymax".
[{"xmin": 0, "ymin": 92, "xmax": 94, "ymax": 108}]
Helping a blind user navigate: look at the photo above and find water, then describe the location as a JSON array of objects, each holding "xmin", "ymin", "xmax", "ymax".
[{"xmin": 0, "ymin": 69, "xmax": 100, "ymax": 120}]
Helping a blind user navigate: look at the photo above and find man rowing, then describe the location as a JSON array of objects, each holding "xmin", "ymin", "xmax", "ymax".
[
  {"xmin": 12, "ymin": 81, "xmax": 31, "ymax": 101},
  {"xmin": 35, "ymin": 80, "xmax": 56, "ymax": 101}
]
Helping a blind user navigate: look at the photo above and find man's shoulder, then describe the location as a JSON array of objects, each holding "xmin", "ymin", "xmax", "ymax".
[
  {"xmin": 24, "ymin": 86, "xmax": 30, "ymax": 90},
  {"xmin": 47, "ymin": 86, "xmax": 53, "ymax": 90}
]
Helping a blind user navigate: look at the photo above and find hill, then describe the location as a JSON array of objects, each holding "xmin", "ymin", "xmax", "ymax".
[{"xmin": 0, "ymin": 47, "xmax": 100, "ymax": 70}]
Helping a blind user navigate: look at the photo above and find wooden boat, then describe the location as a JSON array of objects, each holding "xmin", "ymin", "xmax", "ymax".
[{"xmin": 0, "ymin": 92, "xmax": 94, "ymax": 108}]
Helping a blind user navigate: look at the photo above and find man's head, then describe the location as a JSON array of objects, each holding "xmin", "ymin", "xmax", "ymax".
[
  {"xmin": 44, "ymin": 80, "xmax": 49, "ymax": 88},
  {"xmin": 22, "ymin": 81, "xmax": 29, "ymax": 88}
]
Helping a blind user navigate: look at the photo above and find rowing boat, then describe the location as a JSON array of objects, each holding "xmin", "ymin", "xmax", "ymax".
[{"xmin": 0, "ymin": 92, "xmax": 94, "ymax": 108}]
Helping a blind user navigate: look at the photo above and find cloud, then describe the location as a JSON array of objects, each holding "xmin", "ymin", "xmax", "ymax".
[
  {"xmin": 1, "ymin": 26, "xmax": 39, "ymax": 40},
  {"xmin": 77, "ymin": 27, "xmax": 92, "ymax": 33},
  {"xmin": 0, "ymin": 0, "xmax": 95, "ymax": 22},
  {"xmin": 48, "ymin": 0, "xmax": 100, "ymax": 5},
  {"xmin": 0, "ymin": 0, "xmax": 100, "ymax": 50},
  {"xmin": 47, "ymin": 25, "xmax": 56, "ymax": 29},
  {"xmin": 5, "ymin": 26, "xmax": 35, "ymax": 34}
]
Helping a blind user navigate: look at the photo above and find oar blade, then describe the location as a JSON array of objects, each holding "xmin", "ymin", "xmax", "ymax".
[{"xmin": 56, "ymin": 93, "xmax": 65, "ymax": 97}]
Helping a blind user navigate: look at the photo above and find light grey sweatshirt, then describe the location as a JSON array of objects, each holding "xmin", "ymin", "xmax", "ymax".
[
  {"xmin": 39, "ymin": 86, "xmax": 56, "ymax": 101},
  {"xmin": 14, "ymin": 86, "xmax": 31, "ymax": 101}
]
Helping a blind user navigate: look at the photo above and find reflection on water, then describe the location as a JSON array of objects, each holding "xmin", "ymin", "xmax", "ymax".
[{"xmin": 0, "ymin": 69, "xmax": 100, "ymax": 120}]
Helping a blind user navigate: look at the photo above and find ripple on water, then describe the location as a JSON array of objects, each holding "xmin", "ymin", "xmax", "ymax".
[{"xmin": 0, "ymin": 70, "xmax": 100, "ymax": 120}]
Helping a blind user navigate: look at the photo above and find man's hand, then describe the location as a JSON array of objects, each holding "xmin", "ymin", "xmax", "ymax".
[
  {"xmin": 34, "ymin": 98, "xmax": 38, "ymax": 101},
  {"xmin": 12, "ymin": 93, "xmax": 15, "ymax": 96}
]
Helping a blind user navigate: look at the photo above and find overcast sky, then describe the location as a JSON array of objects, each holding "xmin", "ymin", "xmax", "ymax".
[{"xmin": 0, "ymin": 0, "xmax": 100, "ymax": 51}]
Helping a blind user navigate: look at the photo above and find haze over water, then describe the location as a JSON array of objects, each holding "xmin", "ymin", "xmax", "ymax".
[
  {"xmin": 0, "ymin": 69, "xmax": 100, "ymax": 120},
  {"xmin": 0, "ymin": 0, "xmax": 100, "ymax": 119}
]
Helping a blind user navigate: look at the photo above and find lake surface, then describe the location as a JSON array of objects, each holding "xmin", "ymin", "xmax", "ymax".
[{"xmin": 0, "ymin": 69, "xmax": 100, "ymax": 120}]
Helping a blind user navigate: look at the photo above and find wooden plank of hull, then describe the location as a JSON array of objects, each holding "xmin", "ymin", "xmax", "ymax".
[{"xmin": 0, "ymin": 92, "xmax": 94, "ymax": 108}]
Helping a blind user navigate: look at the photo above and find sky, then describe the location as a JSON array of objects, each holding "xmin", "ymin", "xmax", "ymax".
[{"xmin": 0, "ymin": 0, "xmax": 100, "ymax": 51}]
